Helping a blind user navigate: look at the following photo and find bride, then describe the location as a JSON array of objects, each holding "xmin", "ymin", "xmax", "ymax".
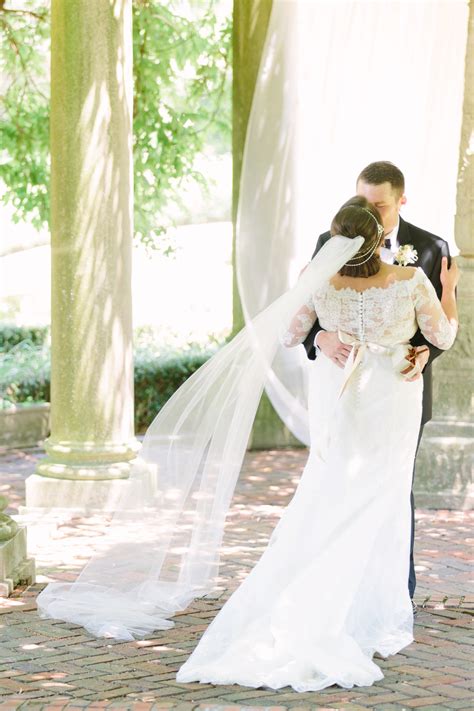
[
  {"xmin": 172, "ymin": 199, "xmax": 459, "ymax": 691},
  {"xmin": 37, "ymin": 196, "xmax": 459, "ymax": 692}
]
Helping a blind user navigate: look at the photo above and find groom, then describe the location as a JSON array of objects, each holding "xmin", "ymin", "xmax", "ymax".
[{"xmin": 302, "ymin": 161, "xmax": 451, "ymax": 612}]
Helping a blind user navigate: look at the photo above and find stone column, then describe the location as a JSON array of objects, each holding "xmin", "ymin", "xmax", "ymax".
[
  {"xmin": 415, "ymin": 5, "xmax": 473, "ymax": 510},
  {"xmin": 232, "ymin": 0, "xmax": 301, "ymax": 449},
  {"xmin": 25, "ymin": 0, "xmax": 139, "ymax": 512}
]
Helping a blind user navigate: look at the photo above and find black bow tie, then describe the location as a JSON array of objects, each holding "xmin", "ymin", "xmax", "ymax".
[{"xmin": 384, "ymin": 239, "xmax": 392, "ymax": 249}]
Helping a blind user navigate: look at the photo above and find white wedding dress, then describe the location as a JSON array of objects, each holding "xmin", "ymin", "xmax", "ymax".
[{"xmin": 176, "ymin": 266, "xmax": 456, "ymax": 692}]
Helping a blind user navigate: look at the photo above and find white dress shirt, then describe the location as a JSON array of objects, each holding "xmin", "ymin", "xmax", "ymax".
[{"xmin": 380, "ymin": 218, "xmax": 401, "ymax": 264}]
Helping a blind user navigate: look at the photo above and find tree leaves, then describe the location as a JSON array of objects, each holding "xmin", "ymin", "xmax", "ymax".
[
  {"xmin": 132, "ymin": 1, "xmax": 231, "ymax": 248},
  {"xmin": 0, "ymin": 0, "xmax": 231, "ymax": 249},
  {"xmin": 0, "ymin": 1, "xmax": 50, "ymax": 230}
]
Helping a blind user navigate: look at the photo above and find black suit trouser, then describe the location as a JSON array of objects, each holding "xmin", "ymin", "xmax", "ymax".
[{"xmin": 409, "ymin": 423, "xmax": 425, "ymax": 599}]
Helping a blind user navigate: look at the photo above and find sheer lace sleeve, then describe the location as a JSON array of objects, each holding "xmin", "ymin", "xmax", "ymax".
[
  {"xmin": 412, "ymin": 268, "xmax": 457, "ymax": 350},
  {"xmin": 280, "ymin": 295, "xmax": 317, "ymax": 348}
]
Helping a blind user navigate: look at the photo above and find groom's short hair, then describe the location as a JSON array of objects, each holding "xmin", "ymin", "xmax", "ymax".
[{"xmin": 357, "ymin": 161, "xmax": 405, "ymax": 196}]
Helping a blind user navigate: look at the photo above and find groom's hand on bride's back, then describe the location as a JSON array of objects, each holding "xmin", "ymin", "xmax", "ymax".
[{"xmin": 316, "ymin": 331, "xmax": 352, "ymax": 368}]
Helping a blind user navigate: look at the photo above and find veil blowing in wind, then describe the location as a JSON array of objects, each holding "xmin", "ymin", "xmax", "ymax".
[{"xmin": 36, "ymin": 232, "xmax": 362, "ymax": 640}]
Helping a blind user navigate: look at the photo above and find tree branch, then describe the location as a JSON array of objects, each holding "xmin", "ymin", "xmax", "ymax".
[{"xmin": 0, "ymin": 1, "xmax": 47, "ymax": 21}]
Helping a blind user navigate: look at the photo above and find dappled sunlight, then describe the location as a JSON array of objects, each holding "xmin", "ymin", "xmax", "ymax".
[
  {"xmin": 40, "ymin": 682, "xmax": 75, "ymax": 689},
  {"xmin": 0, "ymin": 597, "xmax": 27, "ymax": 609},
  {"xmin": 22, "ymin": 643, "xmax": 44, "ymax": 650},
  {"xmin": 3, "ymin": 445, "xmax": 472, "ymax": 604},
  {"xmin": 27, "ymin": 672, "xmax": 68, "ymax": 681},
  {"xmin": 1, "ymin": 446, "xmax": 472, "ymax": 704}
]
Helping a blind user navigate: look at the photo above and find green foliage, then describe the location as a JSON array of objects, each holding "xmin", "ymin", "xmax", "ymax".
[
  {"xmin": 0, "ymin": 323, "xmax": 49, "ymax": 351},
  {"xmin": 0, "ymin": 2, "xmax": 50, "ymax": 230},
  {"xmin": 0, "ymin": 337, "xmax": 217, "ymax": 429},
  {"xmin": 134, "ymin": 346, "xmax": 214, "ymax": 432},
  {"xmin": 132, "ymin": 1, "xmax": 232, "ymax": 248},
  {"xmin": 0, "ymin": 1, "xmax": 232, "ymax": 248},
  {"xmin": 0, "ymin": 340, "xmax": 50, "ymax": 409}
]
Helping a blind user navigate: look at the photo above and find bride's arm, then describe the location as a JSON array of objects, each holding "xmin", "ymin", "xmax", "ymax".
[
  {"xmin": 280, "ymin": 296, "xmax": 318, "ymax": 348},
  {"xmin": 413, "ymin": 260, "xmax": 459, "ymax": 350}
]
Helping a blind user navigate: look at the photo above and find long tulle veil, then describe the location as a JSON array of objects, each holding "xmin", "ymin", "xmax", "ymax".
[{"xmin": 36, "ymin": 230, "xmax": 362, "ymax": 640}]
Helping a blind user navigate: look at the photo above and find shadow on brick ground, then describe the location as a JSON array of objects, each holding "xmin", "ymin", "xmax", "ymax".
[{"xmin": 0, "ymin": 447, "xmax": 472, "ymax": 710}]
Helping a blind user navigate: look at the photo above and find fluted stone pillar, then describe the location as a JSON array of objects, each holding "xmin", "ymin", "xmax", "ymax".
[
  {"xmin": 25, "ymin": 0, "xmax": 139, "ymax": 512},
  {"xmin": 415, "ymin": 5, "xmax": 473, "ymax": 510}
]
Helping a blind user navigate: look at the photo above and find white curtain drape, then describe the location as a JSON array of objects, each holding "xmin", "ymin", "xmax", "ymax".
[{"xmin": 237, "ymin": 0, "xmax": 468, "ymax": 445}]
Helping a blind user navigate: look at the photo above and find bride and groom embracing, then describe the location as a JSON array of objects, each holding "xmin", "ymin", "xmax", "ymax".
[{"xmin": 37, "ymin": 160, "xmax": 459, "ymax": 692}]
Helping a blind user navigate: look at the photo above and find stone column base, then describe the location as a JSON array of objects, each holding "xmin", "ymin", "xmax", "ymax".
[
  {"xmin": 36, "ymin": 437, "xmax": 142, "ymax": 480},
  {"xmin": 0, "ymin": 527, "xmax": 36, "ymax": 596},
  {"xmin": 23, "ymin": 474, "xmax": 135, "ymax": 515},
  {"xmin": 415, "ymin": 419, "xmax": 473, "ymax": 510}
]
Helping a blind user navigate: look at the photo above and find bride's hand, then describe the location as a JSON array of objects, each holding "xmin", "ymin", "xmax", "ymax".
[
  {"xmin": 440, "ymin": 256, "xmax": 460, "ymax": 292},
  {"xmin": 401, "ymin": 346, "xmax": 429, "ymax": 381}
]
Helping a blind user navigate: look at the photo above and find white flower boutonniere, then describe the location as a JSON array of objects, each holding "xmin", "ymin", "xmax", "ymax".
[{"xmin": 395, "ymin": 244, "xmax": 418, "ymax": 267}]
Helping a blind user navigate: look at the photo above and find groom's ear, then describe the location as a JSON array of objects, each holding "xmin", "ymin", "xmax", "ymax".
[{"xmin": 399, "ymin": 193, "xmax": 407, "ymax": 208}]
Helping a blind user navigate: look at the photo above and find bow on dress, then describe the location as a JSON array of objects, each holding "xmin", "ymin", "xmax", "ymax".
[{"xmin": 337, "ymin": 331, "xmax": 419, "ymax": 399}]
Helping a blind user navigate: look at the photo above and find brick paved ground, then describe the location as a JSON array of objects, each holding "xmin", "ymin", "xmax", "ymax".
[{"xmin": 0, "ymin": 447, "xmax": 472, "ymax": 710}]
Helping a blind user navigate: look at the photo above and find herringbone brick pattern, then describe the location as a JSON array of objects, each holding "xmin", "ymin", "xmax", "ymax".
[{"xmin": 0, "ymin": 447, "xmax": 472, "ymax": 710}]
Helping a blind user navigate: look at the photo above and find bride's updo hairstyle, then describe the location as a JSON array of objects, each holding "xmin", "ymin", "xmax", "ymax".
[{"xmin": 330, "ymin": 196, "xmax": 384, "ymax": 278}]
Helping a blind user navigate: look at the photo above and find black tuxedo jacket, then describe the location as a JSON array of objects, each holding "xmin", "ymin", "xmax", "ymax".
[{"xmin": 302, "ymin": 216, "xmax": 451, "ymax": 425}]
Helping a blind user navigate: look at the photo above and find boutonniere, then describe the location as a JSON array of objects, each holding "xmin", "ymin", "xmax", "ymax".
[{"xmin": 395, "ymin": 244, "xmax": 418, "ymax": 266}]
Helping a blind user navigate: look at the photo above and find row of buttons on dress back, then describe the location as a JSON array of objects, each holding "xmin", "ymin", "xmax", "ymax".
[
  {"xmin": 358, "ymin": 292, "xmax": 365, "ymax": 342},
  {"xmin": 355, "ymin": 293, "xmax": 365, "ymax": 408}
]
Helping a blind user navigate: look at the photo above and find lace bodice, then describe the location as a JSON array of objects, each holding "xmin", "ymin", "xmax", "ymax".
[{"xmin": 282, "ymin": 267, "xmax": 457, "ymax": 349}]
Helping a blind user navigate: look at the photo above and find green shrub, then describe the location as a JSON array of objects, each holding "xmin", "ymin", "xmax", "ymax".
[
  {"xmin": 0, "ymin": 341, "xmax": 50, "ymax": 409},
  {"xmin": 0, "ymin": 325, "xmax": 49, "ymax": 352},
  {"xmin": 0, "ymin": 339, "xmax": 217, "ymax": 429},
  {"xmin": 134, "ymin": 348, "xmax": 214, "ymax": 433}
]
